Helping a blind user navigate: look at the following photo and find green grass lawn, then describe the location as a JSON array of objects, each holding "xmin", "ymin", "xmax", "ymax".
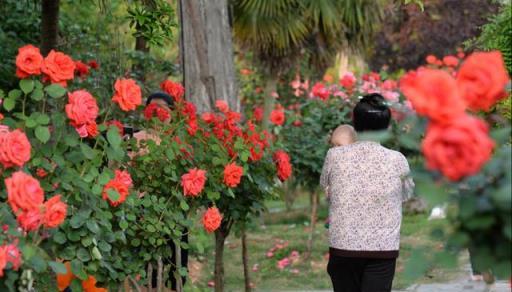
[{"xmin": 186, "ymin": 198, "xmax": 464, "ymax": 291}]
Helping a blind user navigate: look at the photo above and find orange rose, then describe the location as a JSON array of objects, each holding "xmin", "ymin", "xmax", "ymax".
[
  {"xmin": 181, "ymin": 168, "xmax": 207, "ymax": 197},
  {"xmin": 15, "ymin": 44, "xmax": 43, "ymax": 78},
  {"xmin": 400, "ymin": 68, "xmax": 466, "ymax": 123},
  {"xmin": 422, "ymin": 115, "xmax": 494, "ymax": 181},
  {"xmin": 160, "ymin": 79, "xmax": 184, "ymax": 102},
  {"xmin": 223, "ymin": 163, "xmax": 244, "ymax": 188},
  {"xmin": 102, "ymin": 179, "xmax": 129, "ymax": 207},
  {"xmin": 456, "ymin": 51, "xmax": 510, "ymax": 112},
  {"xmin": 56, "ymin": 262, "xmax": 74, "ymax": 291},
  {"xmin": 112, "ymin": 78, "xmax": 142, "ymax": 111},
  {"xmin": 65, "ymin": 90, "xmax": 99, "ymax": 126},
  {"xmin": 43, "ymin": 195, "xmax": 67, "ymax": 228},
  {"xmin": 86, "ymin": 121, "xmax": 99, "ymax": 138},
  {"xmin": 0, "ymin": 129, "xmax": 31, "ymax": 168},
  {"xmin": 41, "ymin": 50, "xmax": 75, "ymax": 86},
  {"xmin": 5, "ymin": 171, "xmax": 44, "ymax": 213},
  {"xmin": 82, "ymin": 275, "xmax": 108, "ymax": 292},
  {"xmin": 202, "ymin": 207, "xmax": 222, "ymax": 233}
]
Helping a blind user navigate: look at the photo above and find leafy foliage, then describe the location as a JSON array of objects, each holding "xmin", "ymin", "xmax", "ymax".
[{"xmin": 369, "ymin": 0, "xmax": 500, "ymax": 72}]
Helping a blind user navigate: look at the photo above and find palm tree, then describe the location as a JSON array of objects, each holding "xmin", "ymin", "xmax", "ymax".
[{"xmin": 231, "ymin": 0, "xmax": 386, "ymax": 128}]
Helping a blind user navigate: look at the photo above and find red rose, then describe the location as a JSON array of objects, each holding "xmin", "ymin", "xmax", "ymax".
[
  {"xmin": 5, "ymin": 171, "xmax": 44, "ymax": 213},
  {"xmin": 43, "ymin": 195, "xmax": 67, "ymax": 228},
  {"xmin": 15, "ymin": 44, "xmax": 43, "ymax": 78},
  {"xmin": 156, "ymin": 107, "xmax": 171, "ymax": 122},
  {"xmin": 112, "ymin": 78, "xmax": 142, "ymax": 111},
  {"xmin": 5, "ymin": 244, "xmax": 21, "ymax": 271},
  {"xmin": 442, "ymin": 55, "xmax": 459, "ymax": 67},
  {"xmin": 0, "ymin": 246, "xmax": 6, "ymax": 277},
  {"xmin": 74, "ymin": 61, "xmax": 90, "ymax": 78},
  {"xmin": 293, "ymin": 120, "xmax": 302, "ymax": 127},
  {"xmin": 426, "ymin": 55, "xmax": 438, "ymax": 64},
  {"xmin": 400, "ymin": 68, "xmax": 466, "ymax": 123},
  {"xmin": 201, "ymin": 112, "xmax": 216, "ymax": 123},
  {"xmin": 187, "ymin": 118, "xmax": 198, "ymax": 136},
  {"xmin": 273, "ymin": 150, "xmax": 292, "ymax": 181},
  {"xmin": 181, "ymin": 168, "xmax": 207, "ymax": 197},
  {"xmin": 17, "ymin": 209, "xmax": 44, "ymax": 232},
  {"xmin": 41, "ymin": 50, "xmax": 75, "ymax": 86},
  {"xmin": 340, "ymin": 73, "xmax": 356, "ymax": 89},
  {"xmin": 270, "ymin": 109, "xmax": 285, "ymax": 126},
  {"xmin": 160, "ymin": 80, "xmax": 185, "ymax": 102},
  {"xmin": 0, "ymin": 129, "xmax": 31, "ymax": 168},
  {"xmin": 102, "ymin": 179, "xmax": 129, "ymax": 207},
  {"xmin": 65, "ymin": 90, "xmax": 99, "ymax": 126},
  {"xmin": 311, "ymin": 82, "xmax": 330, "ymax": 100},
  {"xmin": 422, "ymin": 115, "xmax": 494, "ymax": 181},
  {"xmin": 253, "ymin": 107, "xmax": 263, "ymax": 122},
  {"xmin": 215, "ymin": 100, "xmax": 229, "ymax": 113},
  {"xmin": 36, "ymin": 168, "xmax": 48, "ymax": 178},
  {"xmin": 456, "ymin": 51, "xmax": 510, "ymax": 112},
  {"xmin": 87, "ymin": 60, "xmax": 99, "ymax": 69},
  {"xmin": 114, "ymin": 170, "xmax": 133, "ymax": 188},
  {"xmin": 202, "ymin": 207, "xmax": 222, "ymax": 233},
  {"xmin": 223, "ymin": 163, "xmax": 244, "ymax": 188}
]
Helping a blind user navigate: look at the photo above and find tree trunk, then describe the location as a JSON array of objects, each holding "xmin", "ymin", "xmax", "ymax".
[
  {"xmin": 180, "ymin": 0, "xmax": 238, "ymax": 113},
  {"xmin": 241, "ymin": 227, "xmax": 251, "ymax": 292},
  {"xmin": 262, "ymin": 76, "xmax": 278, "ymax": 130},
  {"xmin": 175, "ymin": 240, "xmax": 183, "ymax": 292},
  {"xmin": 305, "ymin": 191, "xmax": 319, "ymax": 259},
  {"xmin": 41, "ymin": 0, "xmax": 60, "ymax": 55},
  {"xmin": 214, "ymin": 229, "xmax": 226, "ymax": 292}
]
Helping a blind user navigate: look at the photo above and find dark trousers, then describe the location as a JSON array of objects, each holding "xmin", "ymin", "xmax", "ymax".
[{"xmin": 327, "ymin": 256, "xmax": 396, "ymax": 292}]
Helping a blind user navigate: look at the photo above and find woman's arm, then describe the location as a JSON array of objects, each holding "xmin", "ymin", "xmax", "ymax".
[{"xmin": 320, "ymin": 149, "xmax": 332, "ymax": 190}]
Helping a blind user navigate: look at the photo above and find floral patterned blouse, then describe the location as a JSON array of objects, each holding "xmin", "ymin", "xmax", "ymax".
[{"xmin": 320, "ymin": 141, "xmax": 414, "ymax": 258}]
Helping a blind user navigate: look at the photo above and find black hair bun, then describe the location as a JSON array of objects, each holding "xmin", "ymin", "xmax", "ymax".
[
  {"xmin": 360, "ymin": 93, "xmax": 387, "ymax": 109},
  {"xmin": 146, "ymin": 92, "xmax": 175, "ymax": 108}
]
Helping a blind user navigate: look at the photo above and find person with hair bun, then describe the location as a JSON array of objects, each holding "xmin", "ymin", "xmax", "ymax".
[{"xmin": 321, "ymin": 93, "xmax": 414, "ymax": 292}]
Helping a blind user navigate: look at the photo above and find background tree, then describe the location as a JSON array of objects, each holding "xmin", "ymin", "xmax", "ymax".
[
  {"xmin": 41, "ymin": 0, "xmax": 60, "ymax": 54},
  {"xmin": 232, "ymin": 0, "xmax": 385, "ymax": 129},
  {"xmin": 369, "ymin": 0, "xmax": 500, "ymax": 72},
  {"xmin": 179, "ymin": 0, "xmax": 239, "ymax": 114}
]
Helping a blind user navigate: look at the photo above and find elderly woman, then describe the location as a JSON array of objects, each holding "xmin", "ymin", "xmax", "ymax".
[{"xmin": 320, "ymin": 93, "xmax": 414, "ymax": 292}]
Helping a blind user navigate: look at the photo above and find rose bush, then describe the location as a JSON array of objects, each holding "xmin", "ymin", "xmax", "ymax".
[{"xmin": 0, "ymin": 45, "xmax": 143, "ymax": 290}]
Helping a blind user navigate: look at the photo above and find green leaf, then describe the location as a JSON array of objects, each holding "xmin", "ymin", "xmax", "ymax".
[
  {"xmin": 49, "ymin": 261, "xmax": 68, "ymax": 274},
  {"xmin": 119, "ymin": 220, "xmax": 129, "ymax": 230},
  {"xmin": 25, "ymin": 118, "xmax": 37, "ymax": 128},
  {"xmin": 20, "ymin": 79, "xmax": 34, "ymax": 94},
  {"xmin": 76, "ymin": 247, "xmax": 91, "ymax": 262},
  {"xmin": 180, "ymin": 200, "xmax": 189, "ymax": 211},
  {"xmin": 35, "ymin": 126, "xmax": 51, "ymax": 143},
  {"xmin": 3, "ymin": 97, "xmax": 16, "ymax": 111},
  {"xmin": 71, "ymin": 259, "xmax": 88, "ymax": 280},
  {"xmin": 31, "ymin": 89, "xmax": 44, "ymax": 101},
  {"xmin": 70, "ymin": 279, "xmax": 83, "ymax": 291},
  {"xmin": 36, "ymin": 113, "xmax": 50, "ymax": 125},
  {"xmin": 8, "ymin": 89, "xmax": 22, "ymax": 100},
  {"xmin": 28, "ymin": 255, "xmax": 47, "ymax": 273},
  {"xmin": 86, "ymin": 221, "xmax": 100, "ymax": 234},
  {"xmin": 80, "ymin": 143, "xmax": 96, "ymax": 160},
  {"xmin": 81, "ymin": 237, "xmax": 93, "ymax": 247},
  {"xmin": 107, "ymin": 127, "xmax": 122, "ymax": 148},
  {"xmin": 92, "ymin": 246, "xmax": 102, "ymax": 260},
  {"xmin": 107, "ymin": 189, "xmax": 120, "ymax": 202},
  {"xmin": 54, "ymin": 231, "xmax": 67, "ymax": 244},
  {"xmin": 98, "ymin": 241, "xmax": 111, "ymax": 252},
  {"xmin": 45, "ymin": 84, "xmax": 67, "ymax": 98}
]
